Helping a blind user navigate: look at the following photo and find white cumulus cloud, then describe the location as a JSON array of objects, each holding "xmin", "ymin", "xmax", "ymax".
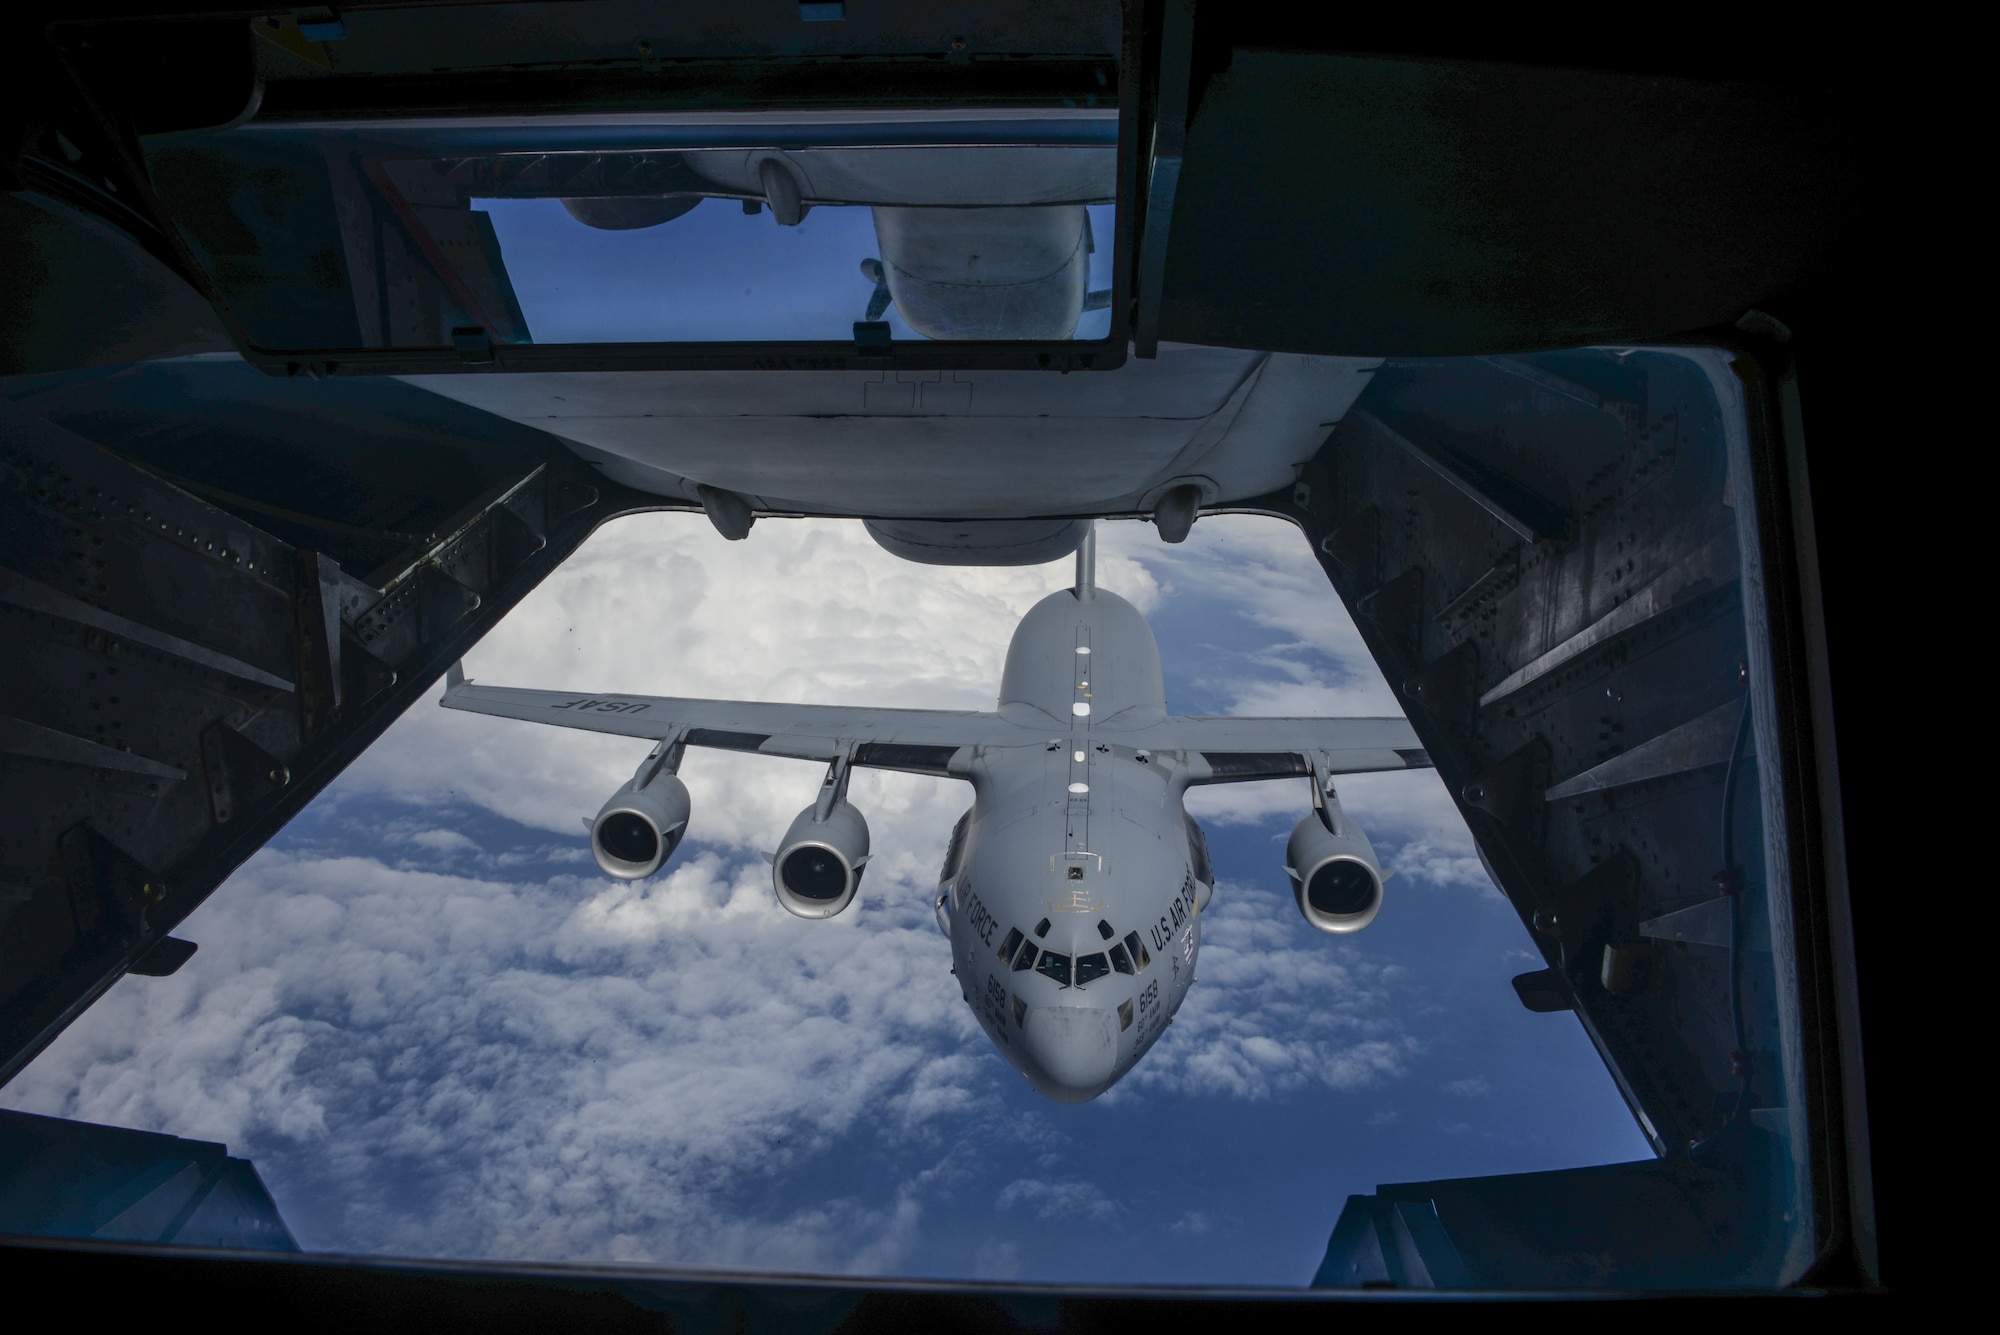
[
  {"xmin": 1121, "ymin": 884, "xmax": 1415, "ymax": 1102},
  {"xmin": 4, "ymin": 510, "xmax": 1525, "ymax": 1278}
]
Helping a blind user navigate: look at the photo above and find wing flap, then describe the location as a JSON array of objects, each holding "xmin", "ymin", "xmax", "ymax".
[
  {"xmin": 1197, "ymin": 752, "xmax": 1311, "ymax": 782},
  {"xmin": 1129, "ymin": 715, "xmax": 1422, "ymax": 754},
  {"xmin": 1191, "ymin": 747, "xmax": 1429, "ymax": 783},
  {"xmin": 853, "ymin": 742, "xmax": 962, "ymax": 776},
  {"xmin": 1129, "ymin": 718, "xmax": 1429, "ymax": 783}
]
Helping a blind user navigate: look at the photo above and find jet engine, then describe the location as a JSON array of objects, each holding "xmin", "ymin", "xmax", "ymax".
[
  {"xmin": 1285, "ymin": 797, "xmax": 1384, "ymax": 934},
  {"xmin": 590, "ymin": 771, "xmax": 691, "ymax": 880},
  {"xmin": 772, "ymin": 799, "xmax": 870, "ymax": 919}
]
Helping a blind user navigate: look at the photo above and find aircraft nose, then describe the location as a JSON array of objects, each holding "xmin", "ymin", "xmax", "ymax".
[{"xmin": 1019, "ymin": 1005, "xmax": 1118, "ymax": 1102}]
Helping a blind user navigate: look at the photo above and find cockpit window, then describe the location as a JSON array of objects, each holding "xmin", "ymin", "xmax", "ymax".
[
  {"xmin": 1108, "ymin": 943, "xmax": 1134, "ymax": 975},
  {"xmin": 1124, "ymin": 931, "xmax": 1152, "ymax": 970},
  {"xmin": 1034, "ymin": 951, "xmax": 1072, "ymax": 987},
  {"xmin": 1011, "ymin": 940, "xmax": 1039, "ymax": 972},
  {"xmin": 997, "ymin": 927, "xmax": 1024, "ymax": 964},
  {"xmin": 1095, "ymin": 919, "xmax": 1115, "ymax": 940},
  {"xmin": 1034, "ymin": 918, "xmax": 1051, "ymax": 938},
  {"xmin": 1075, "ymin": 953, "xmax": 1110, "ymax": 986}
]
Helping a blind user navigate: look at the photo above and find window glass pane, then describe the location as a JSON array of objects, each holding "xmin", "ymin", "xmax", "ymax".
[
  {"xmin": 1124, "ymin": 931, "xmax": 1151, "ymax": 970},
  {"xmin": 1034, "ymin": 951, "xmax": 1071, "ymax": 987},
  {"xmin": 1108, "ymin": 943, "xmax": 1134, "ymax": 975},
  {"xmin": 1075, "ymin": 953, "xmax": 1110, "ymax": 986},
  {"xmin": 997, "ymin": 927, "xmax": 1023, "ymax": 964},
  {"xmin": 144, "ymin": 113, "xmax": 1121, "ymax": 352},
  {"xmin": 480, "ymin": 197, "xmax": 1119, "ymax": 345},
  {"xmin": 1011, "ymin": 941, "xmax": 1038, "ymax": 972}
]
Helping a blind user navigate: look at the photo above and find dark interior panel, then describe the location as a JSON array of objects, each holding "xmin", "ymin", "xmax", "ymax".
[{"xmin": 0, "ymin": 360, "xmax": 652, "ymax": 1086}]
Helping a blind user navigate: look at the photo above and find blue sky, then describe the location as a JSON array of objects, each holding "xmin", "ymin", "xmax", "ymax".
[{"xmin": 2, "ymin": 514, "xmax": 1647, "ymax": 1282}]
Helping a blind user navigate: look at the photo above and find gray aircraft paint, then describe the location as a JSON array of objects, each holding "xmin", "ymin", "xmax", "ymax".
[
  {"xmin": 441, "ymin": 529, "xmax": 1426, "ymax": 1102},
  {"xmin": 405, "ymin": 347, "xmax": 1380, "ymax": 521},
  {"xmin": 942, "ymin": 553, "xmax": 1207, "ymax": 1101}
]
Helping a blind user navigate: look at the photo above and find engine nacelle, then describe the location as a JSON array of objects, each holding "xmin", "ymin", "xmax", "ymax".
[
  {"xmin": 1285, "ymin": 800, "xmax": 1384, "ymax": 934},
  {"xmin": 591, "ymin": 772, "xmax": 691, "ymax": 880},
  {"xmin": 773, "ymin": 800, "xmax": 870, "ymax": 919}
]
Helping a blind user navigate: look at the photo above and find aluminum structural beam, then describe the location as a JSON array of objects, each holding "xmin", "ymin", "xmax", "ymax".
[
  {"xmin": 1245, "ymin": 340, "xmax": 1858, "ymax": 1286},
  {"xmin": 0, "ymin": 363, "xmax": 656, "ymax": 1085}
]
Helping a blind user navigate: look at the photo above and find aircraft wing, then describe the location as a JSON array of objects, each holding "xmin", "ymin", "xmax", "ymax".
[
  {"xmin": 443, "ymin": 667, "xmax": 1429, "ymax": 781},
  {"xmin": 1118, "ymin": 715, "xmax": 1431, "ymax": 782},
  {"xmin": 440, "ymin": 666, "xmax": 1031, "ymax": 774}
]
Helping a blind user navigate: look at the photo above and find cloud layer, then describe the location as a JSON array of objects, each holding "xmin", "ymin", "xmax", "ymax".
[{"xmin": 5, "ymin": 514, "xmax": 1636, "ymax": 1280}]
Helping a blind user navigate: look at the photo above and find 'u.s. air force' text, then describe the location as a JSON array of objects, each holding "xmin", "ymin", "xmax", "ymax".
[{"xmin": 1148, "ymin": 883, "xmax": 1197, "ymax": 954}]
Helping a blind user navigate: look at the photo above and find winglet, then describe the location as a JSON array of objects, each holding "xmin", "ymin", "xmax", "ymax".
[{"xmin": 445, "ymin": 660, "xmax": 466, "ymax": 692}]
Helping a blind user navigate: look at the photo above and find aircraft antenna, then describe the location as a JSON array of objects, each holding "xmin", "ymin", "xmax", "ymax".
[{"xmin": 1073, "ymin": 522, "xmax": 1096, "ymax": 600}]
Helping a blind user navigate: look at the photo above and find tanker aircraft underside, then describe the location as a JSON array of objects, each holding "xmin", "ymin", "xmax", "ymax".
[{"xmin": 441, "ymin": 528, "xmax": 1430, "ymax": 1102}]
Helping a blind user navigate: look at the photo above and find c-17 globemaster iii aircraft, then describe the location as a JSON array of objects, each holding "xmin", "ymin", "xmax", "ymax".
[{"xmin": 441, "ymin": 528, "xmax": 1430, "ymax": 1102}]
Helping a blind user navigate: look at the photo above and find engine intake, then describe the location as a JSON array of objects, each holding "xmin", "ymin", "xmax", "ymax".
[
  {"xmin": 1285, "ymin": 799, "xmax": 1384, "ymax": 934},
  {"xmin": 591, "ymin": 771, "xmax": 691, "ymax": 880},
  {"xmin": 773, "ymin": 799, "xmax": 870, "ymax": 919}
]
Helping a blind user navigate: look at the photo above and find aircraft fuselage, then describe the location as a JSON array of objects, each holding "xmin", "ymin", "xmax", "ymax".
[{"xmin": 938, "ymin": 584, "xmax": 1206, "ymax": 1102}]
